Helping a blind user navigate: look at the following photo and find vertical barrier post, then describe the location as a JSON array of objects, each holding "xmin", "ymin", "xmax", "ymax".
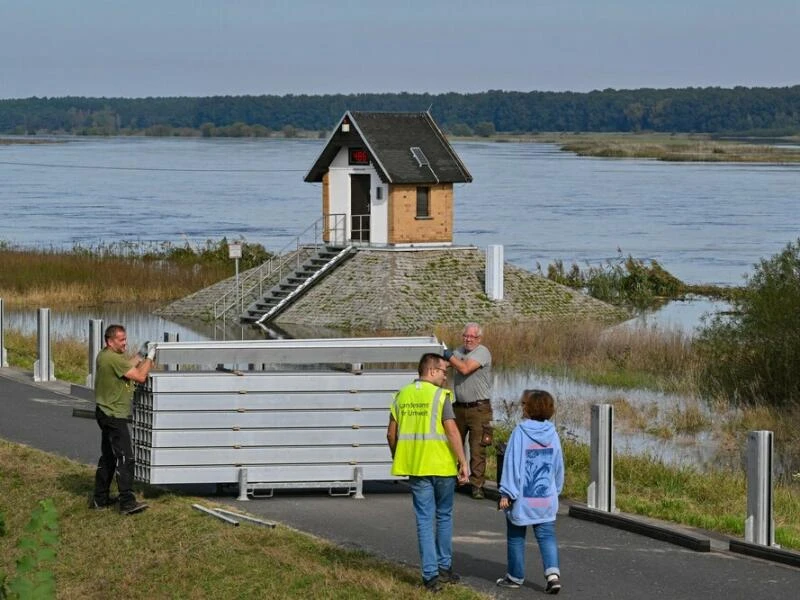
[
  {"xmin": 485, "ymin": 245, "xmax": 504, "ymax": 301},
  {"xmin": 86, "ymin": 319, "xmax": 104, "ymax": 387},
  {"xmin": 33, "ymin": 308, "xmax": 55, "ymax": 382},
  {"xmin": 588, "ymin": 403, "xmax": 615, "ymax": 512},
  {"xmin": 237, "ymin": 467, "xmax": 250, "ymax": 501},
  {"xmin": 163, "ymin": 332, "xmax": 179, "ymax": 371},
  {"xmin": 0, "ymin": 298, "xmax": 8, "ymax": 367},
  {"xmin": 745, "ymin": 430, "xmax": 775, "ymax": 546}
]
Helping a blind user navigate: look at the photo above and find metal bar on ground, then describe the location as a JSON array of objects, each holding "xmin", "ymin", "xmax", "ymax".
[
  {"xmin": 212, "ymin": 508, "xmax": 276, "ymax": 528},
  {"xmin": 191, "ymin": 504, "xmax": 239, "ymax": 526}
]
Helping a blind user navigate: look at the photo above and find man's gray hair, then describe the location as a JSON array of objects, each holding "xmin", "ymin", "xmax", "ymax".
[{"xmin": 462, "ymin": 322, "xmax": 483, "ymax": 336}]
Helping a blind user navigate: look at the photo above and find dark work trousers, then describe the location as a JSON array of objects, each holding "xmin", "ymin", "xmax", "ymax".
[
  {"xmin": 454, "ymin": 402, "xmax": 493, "ymax": 489},
  {"xmin": 93, "ymin": 406, "xmax": 136, "ymax": 506}
]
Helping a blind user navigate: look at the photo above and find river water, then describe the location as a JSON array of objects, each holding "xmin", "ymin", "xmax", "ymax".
[{"xmin": 2, "ymin": 136, "xmax": 797, "ymax": 470}]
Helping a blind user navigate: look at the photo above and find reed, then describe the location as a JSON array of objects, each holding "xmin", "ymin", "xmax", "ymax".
[
  {"xmin": 0, "ymin": 244, "xmax": 232, "ymax": 308},
  {"xmin": 437, "ymin": 320, "xmax": 701, "ymax": 393}
]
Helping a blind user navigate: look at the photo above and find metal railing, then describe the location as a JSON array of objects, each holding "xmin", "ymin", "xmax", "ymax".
[{"xmin": 213, "ymin": 214, "xmax": 347, "ymax": 320}]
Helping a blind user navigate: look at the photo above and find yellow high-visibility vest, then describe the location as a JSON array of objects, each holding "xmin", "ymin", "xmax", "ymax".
[{"xmin": 391, "ymin": 380, "xmax": 457, "ymax": 476}]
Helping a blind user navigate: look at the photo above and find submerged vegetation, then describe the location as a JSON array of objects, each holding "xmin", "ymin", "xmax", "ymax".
[{"xmin": 540, "ymin": 252, "xmax": 739, "ymax": 310}]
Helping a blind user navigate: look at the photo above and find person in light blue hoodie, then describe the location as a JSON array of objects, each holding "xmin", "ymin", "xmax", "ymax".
[{"xmin": 496, "ymin": 389, "xmax": 564, "ymax": 594}]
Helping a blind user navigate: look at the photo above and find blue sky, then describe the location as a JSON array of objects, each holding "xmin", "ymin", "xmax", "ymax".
[{"xmin": 1, "ymin": 1, "xmax": 797, "ymax": 98}]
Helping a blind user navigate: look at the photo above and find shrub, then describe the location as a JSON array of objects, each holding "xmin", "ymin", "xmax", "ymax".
[{"xmin": 696, "ymin": 239, "xmax": 800, "ymax": 407}]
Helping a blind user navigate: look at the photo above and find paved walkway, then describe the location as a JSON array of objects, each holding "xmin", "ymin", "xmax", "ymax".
[{"xmin": 2, "ymin": 368, "xmax": 799, "ymax": 599}]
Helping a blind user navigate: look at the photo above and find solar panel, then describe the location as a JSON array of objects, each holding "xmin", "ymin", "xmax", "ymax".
[{"xmin": 410, "ymin": 146, "xmax": 429, "ymax": 167}]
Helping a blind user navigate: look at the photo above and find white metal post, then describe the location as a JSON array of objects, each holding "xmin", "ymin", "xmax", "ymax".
[
  {"xmin": 485, "ymin": 245, "xmax": 504, "ymax": 301},
  {"xmin": 33, "ymin": 308, "xmax": 55, "ymax": 382},
  {"xmin": 745, "ymin": 430, "xmax": 775, "ymax": 546},
  {"xmin": 0, "ymin": 298, "xmax": 8, "ymax": 367},
  {"xmin": 86, "ymin": 319, "xmax": 103, "ymax": 387},
  {"xmin": 237, "ymin": 467, "xmax": 250, "ymax": 501},
  {"xmin": 588, "ymin": 403, "xmax": 616, "ymax": 512}
]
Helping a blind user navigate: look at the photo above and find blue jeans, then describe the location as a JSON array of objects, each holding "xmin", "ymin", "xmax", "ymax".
[
  {"xmin": 408, "ymin": 475, "xmax": 456, "ymax": 582},
  {"xmin": 505, "ymin": 518, "xmax": 560, "ymax": 583}
]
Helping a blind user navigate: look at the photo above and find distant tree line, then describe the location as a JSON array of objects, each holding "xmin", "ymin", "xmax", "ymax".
[{"xmin": 1, "ymin": 86, "xmax": 799, "ymax": 136}]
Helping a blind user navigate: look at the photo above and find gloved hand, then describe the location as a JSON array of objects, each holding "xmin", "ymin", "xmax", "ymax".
[
  {"xmin": 136, "ymin": 341, "xmax": 151, "ymax": 358},
  {"xmin": 443, "ymin": 349, "xmax": 454, "ymax": 361},
  {"xmin": 146, "ymin": 343, "xmax": 157, "ymax": 362}
]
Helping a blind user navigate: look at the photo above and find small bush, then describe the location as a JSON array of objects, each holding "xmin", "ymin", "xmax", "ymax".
[{"xmin": 696, "ymin": 239, "xmax": 800, "ymax": 408}]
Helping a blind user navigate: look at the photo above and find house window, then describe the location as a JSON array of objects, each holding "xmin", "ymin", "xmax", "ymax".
[
  {"xmin": 416, "ymin": 186, "xmax": 430, "ymax": 218},
  {"xmin": 375, "ymin": 186, "xmax": 382, "ymax": 200}
]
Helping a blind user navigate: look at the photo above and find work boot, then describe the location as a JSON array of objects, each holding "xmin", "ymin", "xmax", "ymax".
[{"xmin": 88, "ymin": 494, "xmax": 119, "ymax": 509}]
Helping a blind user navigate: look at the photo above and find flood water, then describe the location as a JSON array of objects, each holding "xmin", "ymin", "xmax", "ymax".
[{"xmin": 2, "ymin": 136, "xmax": 796, "ymax": 471}]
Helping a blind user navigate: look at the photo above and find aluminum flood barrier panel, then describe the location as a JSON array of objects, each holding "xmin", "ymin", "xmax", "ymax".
[
  {"xmin": 152, "ymin": 336, "xmax": 442, "ymax": 369},
  {"xmin": 132, "ymin": 336, "xmax": 444, "ymax": 494}
]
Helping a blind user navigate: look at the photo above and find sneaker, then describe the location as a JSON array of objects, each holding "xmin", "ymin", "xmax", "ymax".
[
  {"xmin": 423, "ymin": 576, "xmax": 442, "ymax": 593},
  {"xmin": 471, "ymin": 487, "xmax": 485, "ymax": 500},
  {"xmin": 438, "ymin": 568, "xmax": 460, "ymax": 584},
  {"xmin": 545, "ymin": 574, "xmax": 561, "ymax": 594},
  {"xmin": 88, "ymin": 494, "xmax": 119, "ymax": 509},
  {"xmin": 119, "ymin": 500, "xmax": 149, "ymax": 515},
  {"xmin": 496, "ymin": 576, "xmax": 521, "ymax": 589}
]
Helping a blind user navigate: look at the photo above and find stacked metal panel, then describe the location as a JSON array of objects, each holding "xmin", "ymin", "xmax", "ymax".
[{"xmin": 132, "ymin": 337, "xmax": 443, "ymax": 489}]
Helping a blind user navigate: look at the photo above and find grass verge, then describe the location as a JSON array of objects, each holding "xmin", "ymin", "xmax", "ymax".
[{"xmin": 0, "ymin": 440, "xmax": 484, "ymax": 600}]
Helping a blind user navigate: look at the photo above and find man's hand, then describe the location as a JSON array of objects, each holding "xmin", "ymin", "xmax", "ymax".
[
  {"xmin": 498, "ymin": 496, "xmax": 511, "ymax": 511},
  {"xmin": 443, "ymin": 349, "xmax": 454, "ymax": 361},
  {"xmin": 146, "ymin": 343, "xmax": 157, "ymax": 362},
  {"xmin": 457, "ymin": 462, "xmax": 469, "ymax": 484},
  {"xmin": 136, "ymin": 341, "xmax": 150, "ymax": 358}
]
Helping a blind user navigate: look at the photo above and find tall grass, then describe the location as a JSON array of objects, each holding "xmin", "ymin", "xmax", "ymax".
[
  {"xmin": 436, "ymin": 320, "xmax": 701, "ymax": 393},
  {"xmin": 0, "ymin": 239, "xmax": 270, "ymax": 309}
]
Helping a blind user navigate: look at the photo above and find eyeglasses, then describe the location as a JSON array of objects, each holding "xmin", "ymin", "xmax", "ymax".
[
  {"xmin": 431, "ymin": 367, "xmax": 447, "ymax": 374},
  {"xmin": 462, "ymin": 334, "xmax": 479, "ymax": 339}
]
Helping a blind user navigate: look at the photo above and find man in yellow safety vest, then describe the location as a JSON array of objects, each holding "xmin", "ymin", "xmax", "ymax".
[{"xmin": 387, "ymin": 352, "xmax": 470, "ymax": 593}]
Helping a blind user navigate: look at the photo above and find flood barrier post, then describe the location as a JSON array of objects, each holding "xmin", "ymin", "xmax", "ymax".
[
  {"xmin": 485, "ymin": 245, "xmax": 504, "ymax": 301},
  {"xmin": 162, "ymin": 332, "xmax": 179, "ymax": 371},
  {"xmin": 0, "ymin": 298, "xmax": 8, "ymax": 367},
  {"xmin": 34, "ymin": 308, "xmax": 55, "ymax": 382},
  {"xmin": 745, "ymin": 430, "xmax": 775, "ymax": 546},
  {"xmin": 237, "ymin": 467, "xmax": 250, "ymax": 501},
  {"xmin": 86, "ymin": 319, "xmax": 104, "ymax": 387},
  {"xmin": 588, "ymin": 403, "xmax": 615, "ymax": 512}
]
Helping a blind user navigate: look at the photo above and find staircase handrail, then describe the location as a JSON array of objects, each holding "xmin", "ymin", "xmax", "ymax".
[{"xmin": 213, "ymin": 213, "xmax": 347, "ymax": 319}]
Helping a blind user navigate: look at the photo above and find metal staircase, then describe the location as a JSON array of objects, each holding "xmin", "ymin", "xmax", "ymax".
[{"xmin": 241, "ymin": 245, "xmax": 354, "ymax": 324}]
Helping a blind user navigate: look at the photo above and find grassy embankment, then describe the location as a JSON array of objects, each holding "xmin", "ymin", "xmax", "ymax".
[
  {"xmin": 0, "ymin": 441, "xmax": 483, "ymax": 600},
  {"xmin": 2, "ymin": 246, "xmax": 799, "ymax": 556}
]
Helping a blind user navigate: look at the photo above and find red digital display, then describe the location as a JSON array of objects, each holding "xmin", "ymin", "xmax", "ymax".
[{"xmin": 349, "ymin": 148, "xmax": 369, "ymax": 165}]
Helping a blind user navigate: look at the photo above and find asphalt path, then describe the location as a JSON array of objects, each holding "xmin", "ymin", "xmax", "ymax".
[{"xmin": 2, "ymin": 369, "xmax": 800, "ymax": 599}]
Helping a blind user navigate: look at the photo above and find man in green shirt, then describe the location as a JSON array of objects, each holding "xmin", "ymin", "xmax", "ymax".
[{"xmin": 91, "ymin": 324, "xmax": 155, "ymax": 515}]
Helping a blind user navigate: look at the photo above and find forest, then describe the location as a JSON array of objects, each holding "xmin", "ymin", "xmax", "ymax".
[{"xmin": 1, "ymin": 85, "xmax": 799, "ymax": 136}]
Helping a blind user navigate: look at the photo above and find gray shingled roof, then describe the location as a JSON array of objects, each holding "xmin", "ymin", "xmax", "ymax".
[{"xmin": 304, "ymin": 111, "xmax": 473, "ymax": 184}]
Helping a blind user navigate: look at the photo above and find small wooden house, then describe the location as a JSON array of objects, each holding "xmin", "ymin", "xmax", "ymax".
[{"xmin": 304, "ymin": 111, "xmax": 472, "ymax": 247}]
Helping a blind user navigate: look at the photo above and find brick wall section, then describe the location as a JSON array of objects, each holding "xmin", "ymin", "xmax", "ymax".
[{"xmin": 388, "ymin": 184, "xmax": 453, "ymax": 243}]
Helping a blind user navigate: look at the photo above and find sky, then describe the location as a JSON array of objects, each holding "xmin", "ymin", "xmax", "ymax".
[{"xmin": 1, "ymin": 1, "xmax": 798, "ymax": 99}]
